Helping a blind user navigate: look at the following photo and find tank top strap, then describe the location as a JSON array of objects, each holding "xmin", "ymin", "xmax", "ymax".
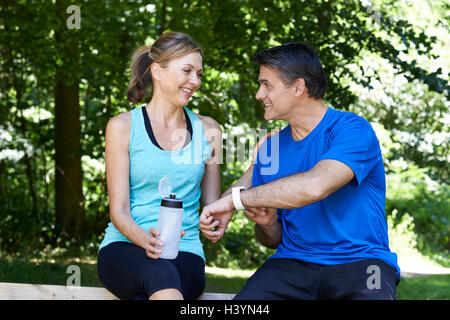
[
  {"xmin": 128, "ymin": 105, "xmax": 147, "ymax": 154},
  {"xmin": 183, "ymin": 107, "xmax": 212, "ymax": 163}
]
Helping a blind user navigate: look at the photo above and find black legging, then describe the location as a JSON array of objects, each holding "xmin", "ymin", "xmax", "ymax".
[{"xmin": 97, "ymin": 241, "xmax": 205, "ymax": 300}]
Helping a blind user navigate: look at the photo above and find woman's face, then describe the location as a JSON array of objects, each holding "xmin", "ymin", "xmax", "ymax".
[{"xmin": 155, "ymin": 52, "xmax": 203, "ymax": 107}]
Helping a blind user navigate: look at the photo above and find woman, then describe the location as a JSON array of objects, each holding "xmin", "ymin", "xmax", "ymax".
[{"xmin": 97, "ymin": 32, "xmax": 222, "ymax": 300}]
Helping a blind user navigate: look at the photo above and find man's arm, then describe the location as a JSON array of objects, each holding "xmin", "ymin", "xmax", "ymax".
[
  {"xmin": 200, "ymin": 159, "xmax": 354, "ymax": 242},
  {"xmin": 240, "ymin": 159, "xmax": 355, "ymax": 209},
  {"xmin": 247, "ymin": 207, "xmax": 281, "ymax": 249},
  {"xmin": 255, "ymin": 223, "xmax": 281, "ymax": 249},
  {"xmin": 222, "ymin": 164, "xmax": 254, "ymax": 197}
]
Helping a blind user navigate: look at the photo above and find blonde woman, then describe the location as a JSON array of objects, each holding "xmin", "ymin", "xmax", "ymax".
[{"xmin": 97, "ymin": 32, "xmax": 222, "ymax": 300}]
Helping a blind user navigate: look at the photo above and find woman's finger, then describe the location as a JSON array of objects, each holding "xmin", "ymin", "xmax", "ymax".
[
  {"xmin": 148, "ymin": 227, "xmax": 160, "ymax": 238},
  {"xmin": 149, "ymin": 236, "xmax": 163, "ymax": 248},
  {"xmin": 146, "ymin": 249, "xmax": 160, "ymax": 259}
]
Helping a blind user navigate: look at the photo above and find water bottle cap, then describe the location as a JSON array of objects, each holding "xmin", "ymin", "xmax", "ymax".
[
  {"xmin": 158, "ymin": 176, "xmax": 172, "ymax": 198},
  {"xmin": 161, "ymin": 193, "xmax": 183, "ymax": 208}
]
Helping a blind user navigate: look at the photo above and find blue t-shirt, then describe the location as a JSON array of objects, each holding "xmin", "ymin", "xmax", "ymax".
[{"xmin": 252, "ymin": 107, "xmax": 400, "ymax": 279}]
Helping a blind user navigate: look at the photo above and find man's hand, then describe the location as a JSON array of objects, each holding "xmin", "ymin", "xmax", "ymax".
[
  {"xmin": 199, "ymin": 194, "xmax": 235, "ymax": 243},
  {"xmin": 244, "ymin": 207, "xmax": 278, "ymax": 227},
  {"xmin": 245, "ymin": 207, "xmax": 281, "ymax": 249}
]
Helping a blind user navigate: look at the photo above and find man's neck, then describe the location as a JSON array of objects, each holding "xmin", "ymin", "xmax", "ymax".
[{"xmin": 287, "ymin": 99, "xmax": 328, "ymax": 141}]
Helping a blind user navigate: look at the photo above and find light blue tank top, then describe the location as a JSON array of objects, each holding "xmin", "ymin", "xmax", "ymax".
[{"xmin": 99, "ymin": 106, "xmax": 212, "ymax": 262}]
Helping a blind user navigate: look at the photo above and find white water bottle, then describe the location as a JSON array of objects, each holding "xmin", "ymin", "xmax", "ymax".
[
  {"xmin": 157, "ymin": 193, "xmax": 183, "ymax": 259},
  {"xmin": 157, "ymin": 177, "xmax": 183, "ymax": 259}
]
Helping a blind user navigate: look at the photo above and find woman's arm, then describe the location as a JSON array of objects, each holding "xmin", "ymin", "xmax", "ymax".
[
  {"xmin": 199, "ymin": 115, "xmax": 222, "ymax": 207},
  {"xmin": 105, "ymin": 113, "xmax": 163, "ymax": 258}
]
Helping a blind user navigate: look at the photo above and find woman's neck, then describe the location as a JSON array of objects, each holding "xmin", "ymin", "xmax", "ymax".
[{"xmin": 146, "ymin": 94, "xmax": 185, "ymax": 128}]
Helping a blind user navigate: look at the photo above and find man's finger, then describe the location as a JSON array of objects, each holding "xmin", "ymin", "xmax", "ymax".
[
  {"xmin": 200, "ymin": 208, "xmax": 212, "ymax": 220},
  {"xmin": 200, "ymin": 214, "xmax": 214, "ymax": 225},
  {"xmin": 244, "ymin": 210, "xmax": 256, "ymax": 219},
  {"xmin": 200, "ymin": 219, "xmax": 219, "ymax": 231},
  {"xmin": 245, "ymin": 207, "xmax": 266, "ymax": 217},
  {"xmin": 202, "ymin": 229, "xmax": 223, "ymax": 240}
]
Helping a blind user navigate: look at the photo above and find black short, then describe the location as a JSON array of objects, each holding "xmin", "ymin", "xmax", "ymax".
[
  {"xmin": 234, "ymin": 258, "xmax": 398, "ymax": 300},
  {"xmin": 97, "ymin": 241, "xmax": 205, "ymax": 300}
]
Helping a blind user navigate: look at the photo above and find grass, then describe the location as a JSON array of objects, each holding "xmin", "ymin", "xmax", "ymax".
[
  {"xmin": 397, "ymin": 274, "xmax": 450, "ymax": 300},
  {"xmin": 0, "ymin": 257, "xmax": 449, "ymax": 300},
  {"xmin": 0, "ymin": 257, "xmax": 102, "ymax": 287},
  {"xmin": 204, "ymin": 267, "xmax": 252, "ymax": 293}
]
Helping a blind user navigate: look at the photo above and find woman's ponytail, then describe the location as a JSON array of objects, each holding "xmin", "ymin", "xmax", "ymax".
[{"xmin": 127, "ymin": 46, "xmax": 153, "ymax": 103}]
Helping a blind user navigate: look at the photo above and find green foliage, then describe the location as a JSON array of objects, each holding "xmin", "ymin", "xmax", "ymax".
[
  {"xmin": 202, "ymin": 212, "xmax": 275, "ymax": 269},
  {"xmin": 375, "ymin": 123, "xmax": 449, "ymax": 264},
  {"xmin": 386, "ymin": 163, "xmax": 449, "ymax": 257},
  {"xmin": 0, "ymin": 0, "xmax": 448, "ymax": 268}
]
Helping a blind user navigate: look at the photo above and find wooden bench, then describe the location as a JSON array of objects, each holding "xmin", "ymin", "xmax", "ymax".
[{"xmin": 0, "ymin": 282, "xmax": 235, "ymax": 300}]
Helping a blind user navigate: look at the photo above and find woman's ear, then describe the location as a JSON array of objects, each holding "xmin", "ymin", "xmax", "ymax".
[{"xmin": 150, "ymin": 63, "xmax": 161, "ymax": 81}]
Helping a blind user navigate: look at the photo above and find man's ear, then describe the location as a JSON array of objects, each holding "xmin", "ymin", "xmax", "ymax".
[
  {"xmin": 293, "ymin": 78, "xmax": 306, "ymax": 97},
  {"xmin": 150, "ymin": 63, "xmax": 161, "ymax": 81}
]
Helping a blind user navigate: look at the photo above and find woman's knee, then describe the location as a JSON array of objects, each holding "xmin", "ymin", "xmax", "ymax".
[{"xmin": 137, "ymin": 260, "xmax": 182, "ymax": 297}]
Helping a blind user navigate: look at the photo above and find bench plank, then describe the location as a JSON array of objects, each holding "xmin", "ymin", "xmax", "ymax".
[{"xmin": 0, "ymin": 282, "xmax": 235, "ymax": 300}]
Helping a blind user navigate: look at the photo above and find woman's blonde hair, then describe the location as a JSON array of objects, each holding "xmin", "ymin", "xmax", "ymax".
[{"xmin": 127, "ymin": 31, "xmax": 203, "ymax": 103}]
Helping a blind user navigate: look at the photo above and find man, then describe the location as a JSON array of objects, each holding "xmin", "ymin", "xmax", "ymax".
[{"xmin": 200, "ymin": 42, "xmax": 400, "ymax": 300}]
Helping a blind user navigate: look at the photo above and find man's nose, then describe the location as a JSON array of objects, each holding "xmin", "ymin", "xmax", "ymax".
[{"xmin": 255, "ymin": 87, "xmax": 264, "ymax": 100}]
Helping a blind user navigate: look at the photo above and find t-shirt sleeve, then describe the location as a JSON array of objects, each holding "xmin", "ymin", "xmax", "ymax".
[
  {"xmin": 253, "ymin": 142, "xmax": 282, "ymax": 223},
  {"xmin": 252, "ymin": 151, "xmax": 264, "ymax": 188},
  {"xmin": 318, "ymin": 116, "xmax": 382, "ymax": 185}
]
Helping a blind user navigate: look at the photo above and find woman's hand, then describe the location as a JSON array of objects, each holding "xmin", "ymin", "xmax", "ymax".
[{"xmin": 144, "ymin": 228, "xmax": 185, "ymax": 259}]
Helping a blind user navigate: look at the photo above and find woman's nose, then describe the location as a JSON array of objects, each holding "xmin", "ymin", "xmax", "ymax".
[{"xmin": 190, "ymin": 74, "xmax": 201, "ymax": 87}]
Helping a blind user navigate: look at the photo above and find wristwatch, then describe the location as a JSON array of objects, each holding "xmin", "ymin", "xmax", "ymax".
[{"xmin": 232, "ymin": 186, "xmax": 246, "ymax": 210}]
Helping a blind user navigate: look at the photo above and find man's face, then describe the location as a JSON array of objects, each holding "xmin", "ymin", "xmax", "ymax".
[{"xmin": 255, "ymin": 65, "xmax": 295, "ymax": 121}]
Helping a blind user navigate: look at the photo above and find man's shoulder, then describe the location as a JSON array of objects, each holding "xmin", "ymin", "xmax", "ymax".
[
  {"xmin": 325, "ymin": 109, "xmax": 374, "ymax": 138},
  {"xmin": 332, "ymin": 108, "xmax": 371, "ymax": 127}
]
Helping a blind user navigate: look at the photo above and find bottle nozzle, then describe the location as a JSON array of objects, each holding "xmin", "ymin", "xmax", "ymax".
[{"xmin": 169, "ymin": 193, "xmax": 176, "ymax": 199}]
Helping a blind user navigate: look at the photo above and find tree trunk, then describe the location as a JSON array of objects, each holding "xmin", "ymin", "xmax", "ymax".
[
  {"xmin": 54, "ymin": 0, "xmax": 84, "ymax": 239},
  {"xmin": 54, "ymin": 81, "xmax": 84, "ymax": 239}
]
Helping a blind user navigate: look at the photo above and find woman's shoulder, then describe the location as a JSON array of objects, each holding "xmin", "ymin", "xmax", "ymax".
[
  {"xmin": 106, "ymin": 111, "xmax": 131, "ymax": 134},
  {"xmin": 194, "ymin": 112, "xmax": 222, "ymax": 133}
]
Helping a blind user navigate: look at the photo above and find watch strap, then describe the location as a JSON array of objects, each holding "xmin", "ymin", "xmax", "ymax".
[{"xmin": 232, "ymin": 186, "xmax": 246, "ymax": 210}]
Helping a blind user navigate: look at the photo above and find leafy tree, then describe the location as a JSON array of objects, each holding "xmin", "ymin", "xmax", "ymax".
[{"xmin": 0, "ymin": 0, "xmax": 447, "ymax": 262}]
